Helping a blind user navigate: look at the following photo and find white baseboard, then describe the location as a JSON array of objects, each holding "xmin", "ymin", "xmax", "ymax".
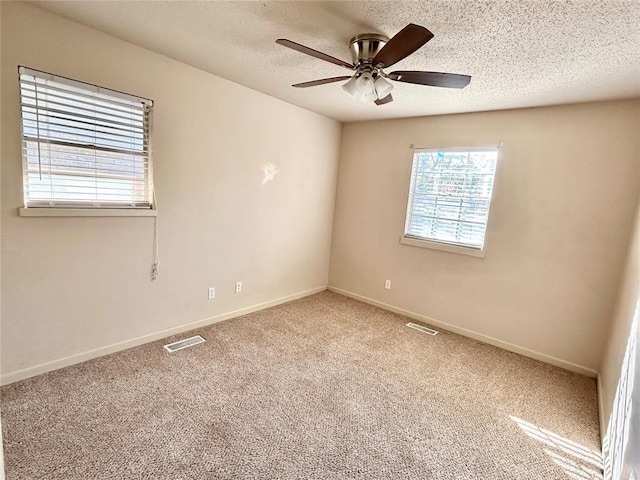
[
  {"xmin": 3, "ymin": 285, "xmax": 599, "ymax": 385},
  {"xmin": 1, "ymin": 286, "xmax": 327, "ymax": 386},
  {"xmin": 597, "ymin": 373, "xmax": 607, "ymax": 442},
  {"xmin": 328, "ymin": 286, "xmax": 598, "ymax": 378}
]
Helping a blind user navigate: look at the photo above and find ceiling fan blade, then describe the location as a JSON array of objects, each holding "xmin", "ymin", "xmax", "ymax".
[
  {"xmin": 389, "ymin": 71, "xmax": 471, "ymax": 89},
  {"xmin": 276, "ymin": 39, "xmax": 354, "ymax": 70},
  {"xmin": 374, "ymin": 94, "xmax": 393, "ymax": 105},
  {"xmin": 292, "ymin": 76, "xmax": 352, "ymax": 88},
  {"xmin": 373, "ymin": 24, "xmax": 434, "ymax": 68}
]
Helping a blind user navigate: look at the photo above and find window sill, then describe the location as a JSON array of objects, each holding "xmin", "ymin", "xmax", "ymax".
[
  {"xmin": 399, "ymin": 236, "xmax": 485, "ymax": 258},
  {"xmin": 18, "ymin": 208, "xmax": 157, "ymax": 217}
]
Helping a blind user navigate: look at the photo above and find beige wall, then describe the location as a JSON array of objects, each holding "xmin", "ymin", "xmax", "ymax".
[
  {"xmin": 330, "ymin": 101, "xmax": 640, "ymax": 373},
  {"xmin": 0, "ymin": 3, "xmax": 341, "ymax": 379},
  {"xmin": 600, "ymin": 193, "xmax": 640, "ymax": 435}
]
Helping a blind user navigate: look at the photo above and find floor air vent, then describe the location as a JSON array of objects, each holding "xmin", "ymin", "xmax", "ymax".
[
  {"xmin": 406, "ymin": 323, "xmax": 438, "ymax": 336},
  {"xmin": 164, "ymin": 335, "xmax": 206, "ymax": 353}
]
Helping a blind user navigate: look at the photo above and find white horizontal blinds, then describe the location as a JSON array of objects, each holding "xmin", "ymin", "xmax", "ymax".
[
  {"xmin": 405, "ymin": 148, "xmax": 498, "ymax": 249},
  {"xmin": 19, "ymin": 67, "xmax": 153, "ymax": 208}
]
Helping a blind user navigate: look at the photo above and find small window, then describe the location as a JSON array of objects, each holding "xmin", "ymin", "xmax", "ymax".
[
  {"xmin": 403, "ymin": 147, "xmax": 498, "ymax": 252},
  {"xmin": 19, "ymin": 67, "xmax": 154, "ymax": 209}
]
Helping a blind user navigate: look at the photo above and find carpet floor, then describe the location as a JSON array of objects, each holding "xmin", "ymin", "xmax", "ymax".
[{"xmin": 1, "ymin": 291, "xmax": 602, "ymax": 479}]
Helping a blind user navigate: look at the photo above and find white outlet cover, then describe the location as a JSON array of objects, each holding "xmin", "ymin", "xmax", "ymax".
[
  {"xmin": 208, "ymin": 287, "xmax": 216, "ymax": 299},
  {"xmin": 384, "ymin": 280, "xmax": 391, "ymax": 289}
]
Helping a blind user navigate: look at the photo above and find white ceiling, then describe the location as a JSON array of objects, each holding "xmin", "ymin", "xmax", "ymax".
[{"xmin": 30, "ymin": 0, "xmax": 640, "ymax": 122}]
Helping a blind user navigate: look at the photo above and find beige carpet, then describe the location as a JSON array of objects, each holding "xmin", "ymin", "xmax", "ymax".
[{"xmin": 1, "ymin": 291, "xmax": 602, "ymax": 479}]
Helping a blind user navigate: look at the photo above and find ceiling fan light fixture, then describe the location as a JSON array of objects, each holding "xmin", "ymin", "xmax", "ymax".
[
  {"xmin": 342, "ymin": 75, "xmax": 360, "ymax": 98},
  {"xmin": 360, "ymin": 88, "xmax": 378, "ymax": 102},
  {"xmin": 374, "ymin": 75, "xmax": 393, "ymax": 98},
  {"xmin": 355, "ymin": 71, "xmax": 376, "ymax": 101}
]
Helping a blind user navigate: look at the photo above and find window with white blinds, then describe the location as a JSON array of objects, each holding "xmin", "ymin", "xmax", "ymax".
[
  {"xmin": 19, "ymin": 67, "xmax": 154, "ymax": 209},
  {"xmin": 404, "ymin": 148, "xmax": 498, "ymax": 250}
]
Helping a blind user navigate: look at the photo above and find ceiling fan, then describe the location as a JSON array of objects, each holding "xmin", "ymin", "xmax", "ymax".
[{"xmin": 276, "ymin": 24, "xmax": 470, "ymax": 105}]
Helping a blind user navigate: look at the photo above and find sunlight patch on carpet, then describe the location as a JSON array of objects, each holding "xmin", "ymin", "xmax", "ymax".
[{"xmin": 510, "ymin": 415, "xmax": 603, "ymax": 479}]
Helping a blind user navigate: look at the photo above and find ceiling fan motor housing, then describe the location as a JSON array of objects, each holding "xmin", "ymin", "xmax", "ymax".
[{"xmin": 349, "ymin": 34, "xmax": 389, "ymax": 69}]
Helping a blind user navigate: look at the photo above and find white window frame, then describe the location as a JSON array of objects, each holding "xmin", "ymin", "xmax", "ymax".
[
  {"xmin": 18, "ymin": 66, "xmax": 156, "ymax": 217},
  {"xmin": 603, "ymin": 301, "xmax": 639, "ymax": 480},
  {"xmin": 400, "ymin": 146, "xmax": 499, "ymax": 257}
]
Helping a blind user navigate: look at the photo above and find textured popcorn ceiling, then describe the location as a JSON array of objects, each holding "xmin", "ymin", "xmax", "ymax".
[{"xmin": 31, "ymin": 1, "xmax": 640, "ymax": 122}]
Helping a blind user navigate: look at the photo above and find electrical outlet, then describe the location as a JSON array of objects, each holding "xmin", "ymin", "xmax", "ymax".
[
  {"xmin": 208, "ymin": 287, "xmax": 216, "ymax": 299},
  {"xmin": 235, "ymin": 281, "xmax": 242, "ymax": 293},
  {"xmin": 384, "ymin": 280, "xmax": 391, "ymax": 290}
]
